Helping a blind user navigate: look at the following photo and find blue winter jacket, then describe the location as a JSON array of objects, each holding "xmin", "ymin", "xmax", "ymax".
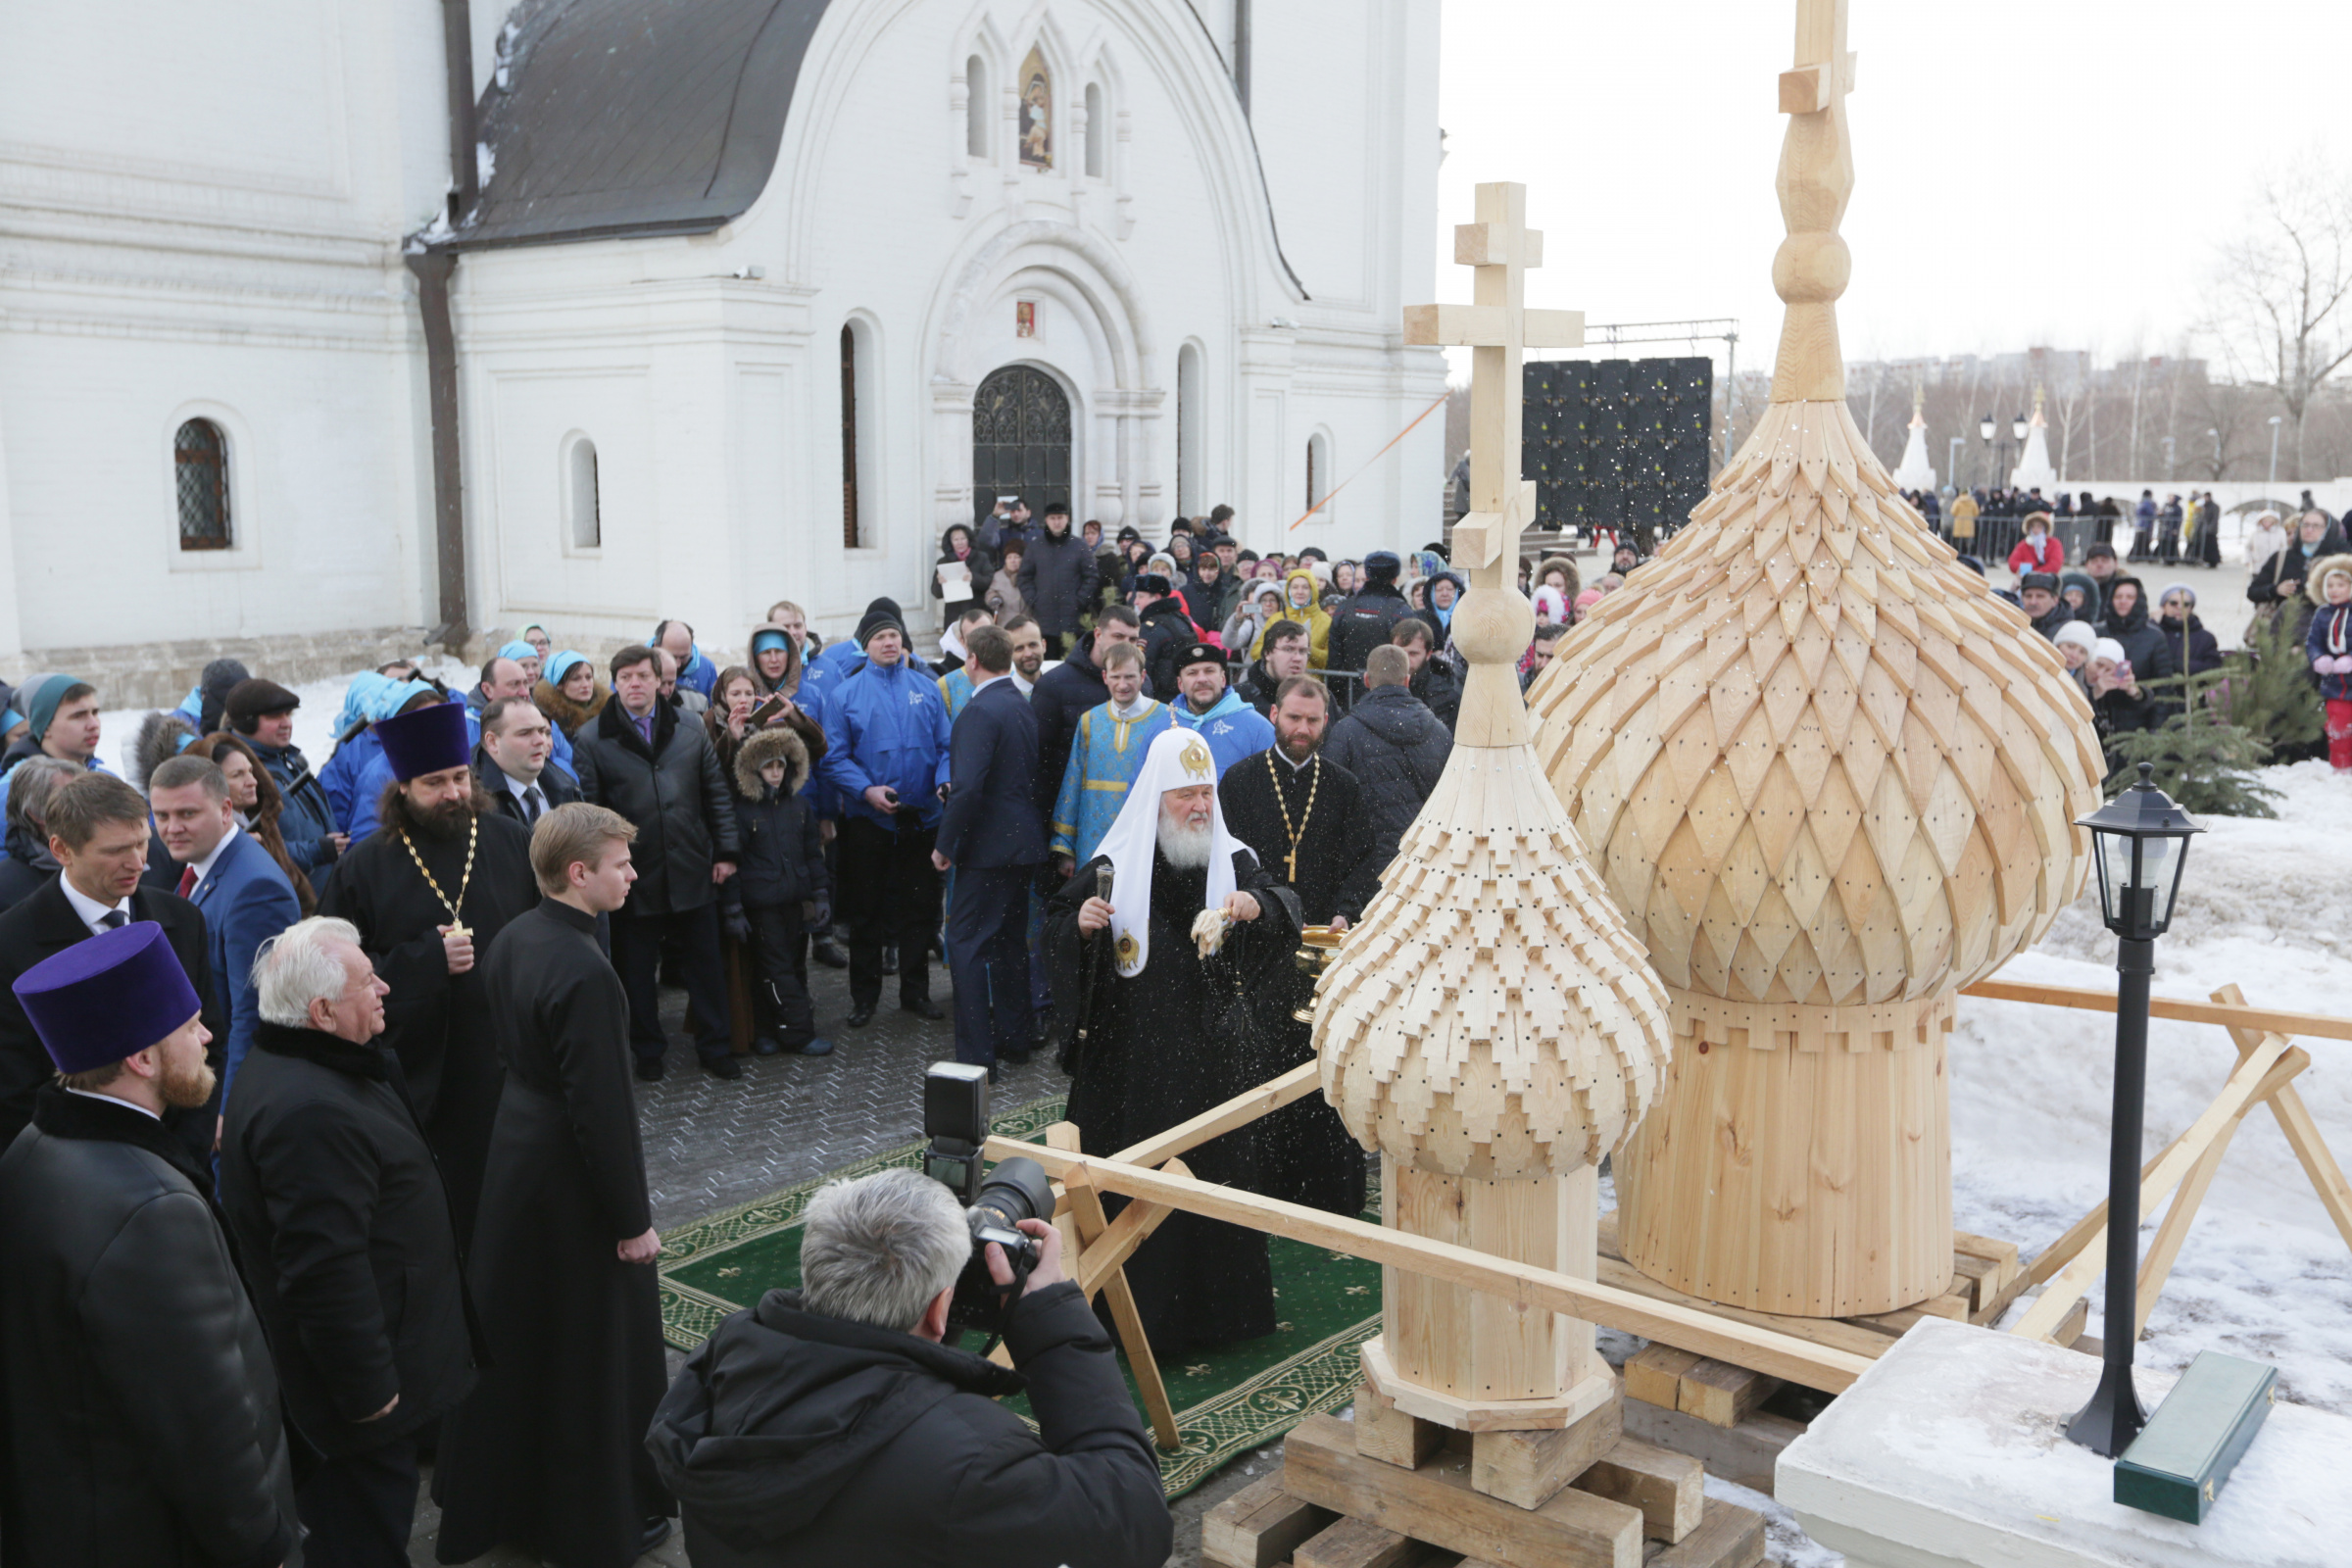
[
  {"xmin": 817, "ymin": 660, "xmax": 954, "ymax": 831},
  {"xmin": 320, "ymin": 728, "xmax": 382, "ymax": 834},
  {"xmin": 1169, "ymin": 686, "xmax": 1277, "ymax": 778}
]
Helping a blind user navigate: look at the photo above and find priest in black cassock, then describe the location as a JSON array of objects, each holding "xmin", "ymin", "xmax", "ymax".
[
  {"xmin": 1216, "ymin": 675, "xmax": 1379, "ymax": 1219},
  {"xmin": 434, "ymin": 803, "xmax": 673, "ymax": 1568},
  {"xmin": 318, "ymin": 700, "xmax": 536, "ymax": 1249},
  {"xmin": 1046, "ymin": 727, "xmax": 1299, "ymax": 1357}
]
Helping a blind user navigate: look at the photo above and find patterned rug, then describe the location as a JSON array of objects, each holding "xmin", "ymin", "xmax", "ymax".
[{"xmin": 657, "ymin": 1095, "xmax": 1380, "ymax": 1498}]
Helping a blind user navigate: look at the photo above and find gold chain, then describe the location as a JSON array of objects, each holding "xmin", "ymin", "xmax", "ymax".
[
  {"xmin": 398, "ymin": 813, "xmax": 478, "ymax": 936},
  {"xmin": 1265, "ymin": 751, "xmax": 1320, "ymax": 883}
]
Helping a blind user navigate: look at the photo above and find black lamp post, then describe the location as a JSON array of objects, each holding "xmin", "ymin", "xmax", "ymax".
[{"xmin": 2067, "ymin": 762, "xmax": 2203, "ymax": 1457}]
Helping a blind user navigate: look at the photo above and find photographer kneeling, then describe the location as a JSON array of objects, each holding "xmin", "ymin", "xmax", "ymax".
[{"xmin": 647, "ymin": 1167, "xmax": 1174, "ymax": 1567}]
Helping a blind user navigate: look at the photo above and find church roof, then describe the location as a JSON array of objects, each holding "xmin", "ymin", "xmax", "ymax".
[{"xmin": 441, "ymin": 0, "xmax": 834, "ymax": 252}]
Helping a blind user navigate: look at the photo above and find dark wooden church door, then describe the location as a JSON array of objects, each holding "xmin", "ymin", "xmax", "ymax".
[{"xmin": 972, "ymin": 365, "xmax": 1071, "ymax": 522}]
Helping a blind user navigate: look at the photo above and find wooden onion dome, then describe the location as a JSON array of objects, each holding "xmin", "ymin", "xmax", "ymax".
[{"xmin": 1527, "ymin": 1, "xmax": 2103, "ymax": 1317}]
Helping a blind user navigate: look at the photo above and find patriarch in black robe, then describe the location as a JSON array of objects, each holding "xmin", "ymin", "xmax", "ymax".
[
  {"xmin": 433, "ymin": 802, "xmax": 674, "ymax": 1568},
  {"xmin": 1216, "ymin": 675, "xmax": 1377, "ymax": 1219},
  {"xmin": 1046, "ymin": 727, "xmax": 1299, "ymax": 1357},
  {"xmin": 318, "ymin": 701, "xmax": 536, "ymax": 1249}
]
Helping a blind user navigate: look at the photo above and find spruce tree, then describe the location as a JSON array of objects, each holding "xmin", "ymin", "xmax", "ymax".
[
  {"xmin": 2217, "ymin": 606, "xmax": 2324, "ymax": 760},
  {"xmin": 2107, "ymin": 664, "xmax": 2282, "ymax": 817}
]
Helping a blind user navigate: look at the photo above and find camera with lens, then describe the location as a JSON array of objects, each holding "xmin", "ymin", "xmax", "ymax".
[{"xmin": 922, "ymin": 1063, "xmax": 1054, "ymax": 1343}]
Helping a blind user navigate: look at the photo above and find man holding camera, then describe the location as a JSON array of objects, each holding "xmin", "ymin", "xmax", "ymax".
[{"xmin": 648, "ymin": 1166, "xmax": 1173, "ymax": 1568}]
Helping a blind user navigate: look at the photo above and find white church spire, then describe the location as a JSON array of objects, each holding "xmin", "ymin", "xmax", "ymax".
[
  {"xmin": 1891, "ymin": 380, "xmax": 1936, "ymax": 491},
  {"xmin": 2010, "ymin": 383, "xmax": 2060, "ymax": 495}
]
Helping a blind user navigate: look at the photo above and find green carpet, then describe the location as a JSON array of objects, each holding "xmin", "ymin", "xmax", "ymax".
[{"xmin": 658, "ymin": 1096, "xmax": 1381, "ymax": 1498}]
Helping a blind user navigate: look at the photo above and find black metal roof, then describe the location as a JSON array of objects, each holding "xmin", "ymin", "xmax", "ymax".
[{"xmin": 443, "ymin": 0, "xmax": 834, "ymax": 252}]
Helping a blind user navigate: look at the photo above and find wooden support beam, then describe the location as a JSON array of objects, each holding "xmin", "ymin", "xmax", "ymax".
[
  {"xmin": 1471, "ymin": 1398, "xmax": 1622, "ymax": 1511},
  {"xmin": 1296, "ymin": 1516, "xmax": 1452, "ymax": 1568},
  {"xmin": 1107, "ymin": 1059, "xmax": 1322, "ymax": 1170},
  {"xmin": 2211, "ymin": 984, "xmax": 2352, "ymax": 1255},
  {"xmin": 1573, "ymin": 1437, "xmax": 1705, "ymax": 1544},
  {"xmin": 1624, "ymin": 1345, "xmax": 1699, "ymax": 1409},
  {"xmin": 1354, "ymin": 1381, "xmax": 1445, "ymax": 1471},
  {"xmin": 1202, "ymin": 1473, "xmax": 1336, "ymax": 1568},
  {"xmin": 989, "ymin": 1139, "xmax": 1876, "ymax": 1392},
  {"xmin": 1963, "ymin": 977, "xmax": 2352, "ymax": 1044},
  {"xmin": 1057, "ymin": 1155, "xmax": 1181, "ymax": 1451},
  {"xmin": 1677, "ymin": 1359, "xmax": 1779, "ymax": 1430}
]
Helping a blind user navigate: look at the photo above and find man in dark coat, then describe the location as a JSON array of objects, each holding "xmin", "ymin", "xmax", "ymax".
[
  {"xmin": 0, "ymin": 921, "xmax": 301, "ymax": 1568},
  {"xmin": 435, "ymin": 803, "xmax": 675, "ymax": 1568},
  {"xmin": 1322, "ymin": 646, "xmax": 1452, "ymax": 870},
  {"xmin": 1134, "ymin": 576, "xmax": 1200, "ymax": 701},
  {"xmin": 1031, "ymin": 608, "xmax": 1140, "ymax": 820},
  {"xmin": 1045, "ymin": 728, "xmax": 1299, "ymax": 1355},
  {"xmin": 570, "ymin": 645, "xmax": 742, "ymax": 1079},
  {"xmin": 646, "ymin": 1169, "xmax": 1172, "ymax": 1568},
  {"xmin": 1015, "ymin": 501, "xmax": 1098, "ymax": 659},
  {"xmin": 935, "ymin": 625, "xmax": 1046, "ymax": 1077},
  {"xmin": 1234, "ymin": 619, "xmax": 1312, "ymax": 717},
  {"xmin": 2019, "ymin": 571, "xmax": 2073, "ymax": 641},
  {"xmin": 220, "ymin": 915, "xmax": 479, "ymax": 1567},
  {"xmin": 473, "ymin": 694, "xmax": 581, "ymax": 828},
  {"xmin": 1215, "ymin": 677, "xmax": 1376, "ymax": 1218},
  {"xmin": 1327, "ymin": 550, "xmax": 1412, "ymax": 707},
  {"xmin": 1395, "ymin": 617, "xmax": 1462, "ymax": 731},
  {"xmin": 229, "ymin": 676, "xmax": 346, "ymax": 876},
  {"xmin": 319, "ymin": 701, "xmax": 538, "ymax": 1250},
  {"xmin": 0, "ymin": 771, "xmax": 222, "ymax": 1158}
]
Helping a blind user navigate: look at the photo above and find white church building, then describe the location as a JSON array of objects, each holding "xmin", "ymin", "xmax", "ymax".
[{"xmin": 0, "ymin": 0, "xmax": 1444, "ymax": 687}]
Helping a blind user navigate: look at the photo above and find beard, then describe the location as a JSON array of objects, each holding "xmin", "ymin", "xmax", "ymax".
[
  {"xmin": 1277, "ymin": 730, "xmax": 1321, "ymax": 764},
  {"xmin": 413, "ymin": 795, "xmax": 475, "ymax": 841},
  {"xmin": 160, "ymin": 1054, "xmax": 217, "ymax": 1111},
  {"xmin": 1158, "ymin": 815, "xmax": 1213, "ymax": 870}
]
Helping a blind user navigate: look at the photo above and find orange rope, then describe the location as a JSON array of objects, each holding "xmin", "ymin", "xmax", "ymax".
[{"xmin": 1288, "ymin": 391, "xmax": 1451, "ymax": 531}]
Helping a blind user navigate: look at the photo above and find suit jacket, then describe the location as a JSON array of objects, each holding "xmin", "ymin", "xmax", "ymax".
[
  {"xmin": 937, "ymin": 675, "xmax": 1047, "ymax": 870},
  {"xmin": 185, "ymin": 828, "xmax": 303, "ymax": 1105},
  {"xmin": 0, "ymin": 879, "xmax": 223, "ymax": 1152},
  {"xmin": 474, "ymin": 751, "xmax": 582, "ymax": 830}
]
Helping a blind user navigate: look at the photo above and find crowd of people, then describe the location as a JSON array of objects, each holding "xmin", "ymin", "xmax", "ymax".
[{"xmin": 0, "ymin": 494, "xmax": 1647, "ymax": 1568}]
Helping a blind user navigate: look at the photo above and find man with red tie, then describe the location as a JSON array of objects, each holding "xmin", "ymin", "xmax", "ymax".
[{"xmin": 150, "ymin": 754, "xmax": 301, "ymax": 1115}]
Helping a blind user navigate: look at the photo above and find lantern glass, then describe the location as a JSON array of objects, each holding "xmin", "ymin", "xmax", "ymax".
[
  {"xmin": 2014, "ymin": 414, "xmax": 2030, "ymax": 441},
  {"xmin": 1980, "ymin": 415, "xmax": 1995, "ymax": 441}
]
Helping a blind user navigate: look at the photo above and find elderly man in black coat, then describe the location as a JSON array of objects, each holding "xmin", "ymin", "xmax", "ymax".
[
  {"xmin": 0, "ymin": 770, "xmax": 223, "ymax": 1158},
  {"xmin": 571, "ymin": 644, "xmax": 742, "ymax": 1081},
  {"xmin": 1322, "ymin": 645, "xmax": 1452, "ymax": 870},
  {"xmin": 933, "ymin": 625, "xmax": 1046, "ymax": 1077},
  {"xmin": 0, "ymin": 921, "xmax": 300, "ymax": 1568},
  {"xmin": 1015, "ymin": 500, "xmax": 1099, "ymax": 659},
  {"xmin": 647, "ymin": 1168, "xmax": 1172, "ymax": 1568},
  {"xmin": 221, "ymin": 914, "xmax": 480, "ymax": 1567}
]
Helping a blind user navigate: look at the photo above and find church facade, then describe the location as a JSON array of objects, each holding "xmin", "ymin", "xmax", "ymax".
[{"xmin": 0, "ymin": 0, "xmax": 1443, "ymax": 663}]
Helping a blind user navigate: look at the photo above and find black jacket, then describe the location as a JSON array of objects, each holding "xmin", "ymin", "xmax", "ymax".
[
  {"xmin": 939, "ymin": 675, "xmax": 1047, "ymax": 870},
  {"xmin": 0, "ymin": 1087, "xmax": 299, "ymax": 1568},
  {"xmin": 0, "ymin": 878, "xmax": 222, "ymax": 1153},
  {"xmin": 571, "ymin": 698, "xmax": 741, "ymax": 915},
  {"xmin": 250, "ymin": 738, "xmax": 340, "ymax": 874},
  {"xmin": 646, "ymin": 1282, "xmax": 1171, "ymax": 1568},
  {"xmin": 1327, "ymin": 582, "xmax": 1411, "ymax": 679},
  {"xmin": 1234, "ymin": 656, "xmax": 1284, "ymax": 718},
  {"xmin": 2097, "ymin": 581, "xmax": 2179, "ymax": 689},
  {"xmin": 2249, "ymin": 527, "xmax": 2351, "ymax": 607},
  {"xmin": 1408, "ymin": 656, "xmax": 1463, "ymax": 731},
  {"xmin": 1322, "ymin": 685, "xmax": 1452, "ymax": 865},
  {"xmin": 474, "ymin": 744, "xmax": 581, "ymax": 828},
  {"xmin": 730, "ymin": 726, "xmax": 830, "ymax": 909},
  {"xmin": 219, "ymin": 1021, "xmax": 479, "ymax": 1459},
  {"xmin": 1138, "ymin": 597, "xmax": 1200, "ymax": 701},
  {"xmin": 1017, "ymin": 526, "xmax": 1098, "ymax": 636},
  {"xmin": 1030, "ymin": 635, "xmax": 1110, "ymax": 815}
]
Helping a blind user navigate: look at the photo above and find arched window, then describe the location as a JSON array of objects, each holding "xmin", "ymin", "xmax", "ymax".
[
  {"xmin": 1084, "ymin": 82, "xmax": 1105, "ymax": 178},
  {"xmin": 565, "ymin": 436, "xmax": 601, "ymax": 549},
  {"xmin": 174, "ymin": 418, "xmax": 231, "ymax": 550},
  {"xmin": 965, "ymin": 54, "xmax": 990, "ymax": 158},
  {"xmin": 1176, "ymin": 344, "xmax": 1203, "ymax": 516},
  {"xmin": 1306, "ymin": 432, "xmax": 1331, "ymax": 515},
  {"xmin": 841, "ymin": 319, "xmax": 877, "ymax": 548}
]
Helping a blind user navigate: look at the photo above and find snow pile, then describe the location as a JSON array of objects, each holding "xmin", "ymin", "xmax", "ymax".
[{"xmin": 1954, "ymin": 758, "xmax": 2352, "ymax": 1412}]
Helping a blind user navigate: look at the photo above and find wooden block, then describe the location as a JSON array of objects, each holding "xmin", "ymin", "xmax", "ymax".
[
  {"xmin": 1356, "ymin": 1383, "xmax": 1445, "ymax": 1471},
  {"xmin": 1624, "ymin": 1345, "xmax": 1699, "ymax": 1410},
  {"xmin": 1621, "ymin": 1398, "xmax": 1806, "ymax": 1497},
  {"xmin": 1472, "ymin": 1396, "xmax": 1623, "ymax": 1511},
  {"xmin": 1676, "ymin": 1359, "xmax": 1779, "ymax": 1429},
  {"xmin": 1294, "ymin": 1515, "xmax": 1453, "ymax": 1568},
  {"xmin": 1950, "ymin": 1250, "xmax": 2000, "ymax": 1313},
  {"xmin": 1285, "ymin": 1414, "xmax": 1642, "ymax": 1568},
  {"xmin": 1202, "ymin": 1472, "xmax": 1337, "ymax": 1568},
  {"xmin": 1573, "ymin": 1437, "xmax": 1704, "ymax": 1544},
  {"xmin": 2050, "ymin": 1296, "xmax": 2088, "ymax": 1348},
  {"xmin": 1645, "ymin": 1496, "xmax": 1766, "ymax": 1568}
]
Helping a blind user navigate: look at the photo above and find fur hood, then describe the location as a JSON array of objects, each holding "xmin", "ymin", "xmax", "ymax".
[
  {"xmin": 2305, "ymin": 554, "xmax": 2352, "ymax": 608},
  {"xmin": 733, "ymin": 723, "xmax": 812, "ymax": 801},
  {"xmin": 131, "ymin": 710, "xmax": 200, "ymax": 794},
  {"xmin": 1535, "ymin": 555, "xmax": 1582, "ymax": 599},
  {"xmin": 533, "ymin": 675, "xmax": 610, "ymax": 736}
]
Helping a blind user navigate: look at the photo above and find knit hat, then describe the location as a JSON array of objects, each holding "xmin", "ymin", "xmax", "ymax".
[
  {"xmin": 1364, "ymin": 551, "xmax": 1401, "ymax": 582},
  {"xmin": 1574, "ymin": 587, "xmax": 1606, "ymax": 613},
  {"xmin": 13, "ymin": 920, "xmax": 202, "ymax": 1075},
  {"xmin": 2157, "ymin": 582, "xmax": 2196, "ymax": 611},
  {"xmin": 373, "ymin": 700, "xmax": 472, "ymax": 782},
  {"xmin": 2020, "ymin": 571, "xmax": 2060, "ymax": 594},
  {"xmin": 2084, "ymin": 542, "xmax": 2118, "ymax": 563},
  {"xmin": 855, "ymin": 598, "xmax": 907, "ymax": 648},
  {"xmin": 2053, "ymin": 621, "xmax": 2097, "ymax": 656},
  {"xmin": 2091, "ymin": 638, "xmax": 2128, "ymax": 665},
  {"xmin": 223, "ymin": 678, "xmax": 300, "ymax": 733},
  {"xmin": 18, "ymin": 674, "xmax": 86, "ymax": 744}
]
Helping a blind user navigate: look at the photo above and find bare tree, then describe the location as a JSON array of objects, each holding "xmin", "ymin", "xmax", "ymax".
[{"xmin": 2205, "ymin": 151, "xmax": 2352, "ymax": 479}]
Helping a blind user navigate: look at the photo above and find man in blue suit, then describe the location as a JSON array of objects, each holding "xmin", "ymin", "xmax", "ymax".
[
  {"xmin": 148, "ymin": 754, "xmax": 302, "ymax": 1109},
  {"xmin": 932, "ymin": 625, "xmax": 1046, "ymax": 1077}
]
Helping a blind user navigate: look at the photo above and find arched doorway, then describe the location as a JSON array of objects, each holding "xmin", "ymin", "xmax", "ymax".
[{"xmin": 972, "ymin": 365, "xmax": 1071, "ymax": 523}]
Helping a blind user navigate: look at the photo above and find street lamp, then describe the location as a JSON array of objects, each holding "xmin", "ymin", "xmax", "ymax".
[
  {"xmin": 1947, "ymin": 436, "xmax": 1964, "ymax": 498},
  {"xmin": 2067, "ymin": 762, "xmax": 2204, "ymax": 1459},
  {"xmin": 1980, "ymin": 413, "xmax": 1996, "ymax": 488},
  {"xmin": 2268, "ymin": 415, "xmax": 2284, "ymax": 489}
]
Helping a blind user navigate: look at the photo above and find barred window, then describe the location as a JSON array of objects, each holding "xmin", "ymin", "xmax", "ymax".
[{"xmin": 174, "ymin": 418, "xmax": 231, "ymax": 550}]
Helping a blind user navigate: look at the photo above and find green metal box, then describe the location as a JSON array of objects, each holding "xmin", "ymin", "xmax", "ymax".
[{"xmin": 2115, "ymin": 1350, "xmax": 2278, "ymax": 1524}]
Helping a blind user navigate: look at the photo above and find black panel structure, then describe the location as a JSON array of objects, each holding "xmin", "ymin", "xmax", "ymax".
[
  {"xmin": 971, "ymin": 366, "xmax": 1072, "ymax": 521},
  {"xmin": 1522, "ymin": 358, "xmax": 1713, "ymax": 548}
]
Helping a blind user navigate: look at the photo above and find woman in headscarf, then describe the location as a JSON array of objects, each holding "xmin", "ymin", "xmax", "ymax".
[
  {"xmin": 1253, "ymin": 567, "xmax": 1331, "ymax": 668},
  {"xmin": 189, "ymin": 731, "xmax": 318, "ymax": 915}
]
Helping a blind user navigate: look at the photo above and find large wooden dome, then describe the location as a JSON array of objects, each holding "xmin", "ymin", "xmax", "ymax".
[{"xmin": 1528, "ymin": 3, "xmax": 2103, "ymax": 1316}]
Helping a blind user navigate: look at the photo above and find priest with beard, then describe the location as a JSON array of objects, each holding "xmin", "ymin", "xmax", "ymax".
[
  {"xmin": 318, "ymin": 700, "xmax": 536, "ymax": 1249},
  {"xmin": 1045, "ymin": 727, "xmax": 1299, "ymax": 1357},
  {"xmin": 1215, "ymin": 675, "xmax": 1377, "ymax": 1218}
]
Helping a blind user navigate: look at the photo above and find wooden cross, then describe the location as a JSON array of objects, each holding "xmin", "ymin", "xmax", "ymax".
[
  {"xmin": 1778, "ymin": 0, "xmax": 1856, "ymax": 114},
  {"xmin": 1403, "ymin": 182, "xmax": 1582, "ymax": 576}
]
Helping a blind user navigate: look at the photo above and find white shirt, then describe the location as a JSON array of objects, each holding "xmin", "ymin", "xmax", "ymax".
[
  {"xmin": 970, "ymin": 671, "xmax": 1012, "ymax": 698},
  {"xmin": 184, "ymin": 821, "xmax": 240, "ymax": 891},
  {"xmin": 58, "ymin": 876, "xmax": 133, "ymax": 939},
  {"xmin": 1109, "ymin": 695, "xmax": 1153, "ymax": 719},
  {"xmin": 499, "ymin": 767, "xmax": 549, "ymax": 819},
  {"xmin": 63, "ymin": 1087, "xmax": 160, "ymax": 1121}
]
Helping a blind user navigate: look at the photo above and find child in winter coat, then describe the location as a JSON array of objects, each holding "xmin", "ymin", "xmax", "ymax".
[
  {"xmin": 725, "ymin": 726, "xmax": 834, "ymax": 1054},
  {"xmin": 2305, "ymin": 555, "xmax": 2352, "ymax": 769}
]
